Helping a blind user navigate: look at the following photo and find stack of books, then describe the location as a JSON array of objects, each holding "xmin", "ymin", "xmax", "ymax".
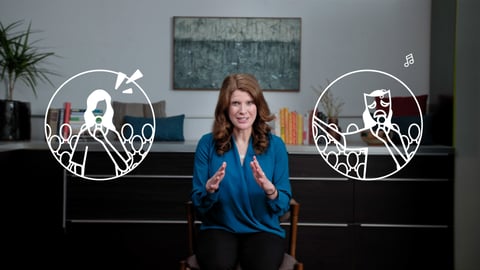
[
  {"xmin": 273, "ymin": 108, "xmax": 306, "ymax": 145},
  {"xmin": 46, "ymin": 102, "xmax": 103, "ymax": 139}
]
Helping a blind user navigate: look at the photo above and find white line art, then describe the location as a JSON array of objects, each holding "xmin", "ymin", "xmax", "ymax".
[
  {"xmin": 44, "ymin": 69, "xmax": 154, "ymax": 181},
  {"xmin": 312, "ymin": 69, "xmax": 423, "ymax": 180},
  {"xmin": 404, "ymin": 53, "xmax": 414, "ymax": 67},
  {"xmin": 67, "ymin": 89, "xmax": 134, "ymax": 177}
]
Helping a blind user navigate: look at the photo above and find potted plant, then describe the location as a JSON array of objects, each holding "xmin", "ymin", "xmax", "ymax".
[
  {"xmin": 0, "ymin": 20, "xmax": 57, "ymax": 140},
  {"xmin": 312, "ymin": 80, "xmax": 345, "ymax": 122},
  {"xmin": 312, "ymin": 80, "xmax": 345, "ymax": 141}
]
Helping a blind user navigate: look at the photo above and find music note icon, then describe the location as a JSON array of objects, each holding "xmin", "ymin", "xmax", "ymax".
[{"xmin": 404, "ymin": 53, "xmax": 414, "ymax": 67}]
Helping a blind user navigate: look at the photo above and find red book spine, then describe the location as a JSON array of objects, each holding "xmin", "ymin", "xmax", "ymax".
[
  {"xmin": 308, "ymin": 110, "xmax": 314, "ymax": 145},
  {"xmin": 63, "ymin": 102, "xmax": 71, "ymax": 138}
]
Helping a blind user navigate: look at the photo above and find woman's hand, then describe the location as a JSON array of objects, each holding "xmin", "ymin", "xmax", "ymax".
[
  {"xmin": 250, "ymin": 156, "xmax": 277, "ymax": 198},
  {"xmin": 206, "ymin": 162, "xmax": 226, "ymax": 193}
]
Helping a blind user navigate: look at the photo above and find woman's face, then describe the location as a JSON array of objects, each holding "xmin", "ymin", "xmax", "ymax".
[{"xmin": 228, "ymin": 89, "xmax": 257, "ymax": 131}]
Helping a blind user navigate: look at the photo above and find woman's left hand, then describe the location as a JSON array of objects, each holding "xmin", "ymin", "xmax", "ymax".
[{"xmin": 250, "ymin": 156, "xmax": 276, "ymax": 197}]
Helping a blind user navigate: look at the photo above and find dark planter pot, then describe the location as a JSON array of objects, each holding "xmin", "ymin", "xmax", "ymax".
[{"xmin": 0, "ymin": 100, "xmax": 31, "ymax": 141}]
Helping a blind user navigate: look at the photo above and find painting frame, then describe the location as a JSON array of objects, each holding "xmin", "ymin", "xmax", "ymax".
[{"xmin": 172, "ymin": 16, "xmax": 301, "ymax": 91}]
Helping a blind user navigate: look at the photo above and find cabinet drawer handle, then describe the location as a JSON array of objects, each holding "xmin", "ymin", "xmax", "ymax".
[
  {"xmin": 359, "ymin": 223, "xmax": 449, "ymax": 228},
  {"xmin": 67, "ymin": 219, "xmax": 186, "ymax": 224},
  {"xmin": 290, "ymin": 177, "xmax": 349, "ymax": 181},
  {"xmin": 297, "ymin": 222, "xmax": 349, "ymax": 227}
]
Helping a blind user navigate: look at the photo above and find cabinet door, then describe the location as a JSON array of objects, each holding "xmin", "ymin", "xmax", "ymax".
[
  {"xmin": 65, "ymin": 151, "xmax": 195, "ymax": 221},
  {"xmin": 73, "ymin": 151, "xmax": 195, "ymax": 176},
  {"xmin": 66, "ymin": 222, "xmax": 187, "ymax": 270},
  {"xmin": 3, "ymin": 150, "xmax": 65, "ymax": 268},
  {"xmin": 291, "ymin": 179, "xmax": 353, "ymax": 223},
  {"xmin": 289, "ymin": 153, "xmax": 340, "ymax": 178},
  {"xmin": 289, "ymin": 153, "xmax": 354, "ymax": 270},
  {"xmin": 355, "ymin": 153, "xmax": 453, "ymax": 225},
  {"xmin": 296, "ymin": 225, "xmax": 353, "ymax": 270},
  {"xmin": 353, "ymin": 152, "xmax": 454, "ymax": 270},
  {"xmin": 353, "ymin": 225, "xmax": 453, "ymax": 270},
  {"xmin": 388, "ymin": 153, "xmax": 454, "ymax": 179},
  {"xmin": 355, "ymin": 179, "xmax": 453, "ymax": 225},
  {"xmin": 289, "ymin": 154, "xmax": 353, "ymax": 223},
  {"xmin": 132, "ymin": 152, "xmax": 195, "ymax": 175},
  {"xmin": 66, "ymin": 176, "xmax": 192, "ymax": 220}
]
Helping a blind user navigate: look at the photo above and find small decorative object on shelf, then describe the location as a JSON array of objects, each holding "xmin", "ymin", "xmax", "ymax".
[
  {"xmin": 312, "ymin": 80, "xmax": 345, "ymax": 142},
  {"xmin": 311, "ymin": 79, "xmax": 345, "ymax": 120}
]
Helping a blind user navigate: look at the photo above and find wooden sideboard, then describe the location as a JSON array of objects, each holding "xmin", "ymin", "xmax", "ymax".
[
  {"xmin": 1, "ymin": 142, "xmax": 454, "ymax": 269},
  {"xmin": 289, "ymin": 151, "xmax": 454, "ymax": 270}
]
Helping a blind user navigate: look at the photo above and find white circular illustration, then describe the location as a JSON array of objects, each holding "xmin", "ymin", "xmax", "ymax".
[
  {"xmin": 312, "ymin": 69, "xmax": 424, "ymax": 180},
  {"xmin": 44, "ymin": 69, "xmax": 154, "ymax": 181}
]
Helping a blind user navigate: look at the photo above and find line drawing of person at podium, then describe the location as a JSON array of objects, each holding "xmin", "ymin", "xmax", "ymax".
[{"xmin": 313, "ymin": 88, "xmax": 420, "ymax": 180}]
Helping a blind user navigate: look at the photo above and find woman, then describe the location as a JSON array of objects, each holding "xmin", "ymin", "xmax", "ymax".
[
  {"xmin": 69, "ymin": 89, "xmax": 132, "ymax": 178},
  {"xmin": 191, "ymin": 73, "xmax": 292, "ymax": 270}
]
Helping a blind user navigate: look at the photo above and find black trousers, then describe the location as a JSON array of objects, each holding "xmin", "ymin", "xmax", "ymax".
[{"xmin": 196, "ymin": 229, "xmax": 286, "ymax": 270}]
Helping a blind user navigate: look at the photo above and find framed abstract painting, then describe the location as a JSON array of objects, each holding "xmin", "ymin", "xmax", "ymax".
[{"xmin": 173, "ymin": 16, "xmax": 301, "ymax": 91}]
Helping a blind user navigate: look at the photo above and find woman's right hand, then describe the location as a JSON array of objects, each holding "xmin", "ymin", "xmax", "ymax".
[{"xmin": 206, "ymin": 162, "xmax": 227, "ymax": 193}]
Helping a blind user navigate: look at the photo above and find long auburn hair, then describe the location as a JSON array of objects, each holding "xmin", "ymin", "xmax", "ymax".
[{"xmin": 212, "ymin": 73, "xmax": 275, "ymax": 155}]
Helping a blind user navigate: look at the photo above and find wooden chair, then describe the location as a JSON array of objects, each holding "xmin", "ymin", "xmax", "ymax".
[{"xmin": 179, "ymin": 199, "xmax": 304, "ymax": 270}]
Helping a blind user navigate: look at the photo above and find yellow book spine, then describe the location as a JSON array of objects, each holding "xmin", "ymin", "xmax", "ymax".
[{"xmin": 297, "ymin": 112, "xmax": 303, "ymax": 145}]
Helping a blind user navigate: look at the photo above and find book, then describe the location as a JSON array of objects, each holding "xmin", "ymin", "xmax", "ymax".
[
  {"xmin": 276, "ymin": 108, "xmax": 314, "ymax": 145},
  {"xmin": 62, "ymin": 102, "xmax": 71, "ymax": 137},
  {"xmin": 46, "ymin": 108, "xmax": 60, "ymax": 136},
  {"xmin": 69, "ymin": 108, "xmax": 86, "ymax": 135}
]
